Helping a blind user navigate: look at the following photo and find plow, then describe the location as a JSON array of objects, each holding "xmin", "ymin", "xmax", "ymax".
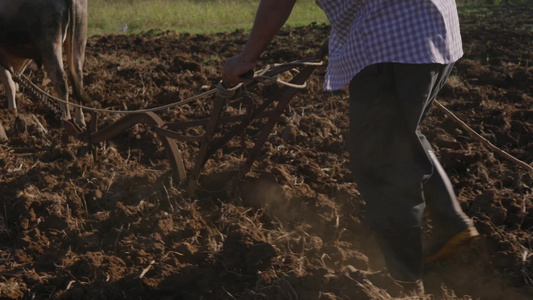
[
  {"xmin": 12, "ymin": 42, "xmax": 329, "ymax": 196},
  {"xmin": 6, "ymin": 38, "xmax": 531, "ymax": 198}
]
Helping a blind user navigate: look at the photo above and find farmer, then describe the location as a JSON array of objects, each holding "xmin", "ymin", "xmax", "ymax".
[{"xmin": 222, "ymin": 0, "xmax": 479, "ymax": 294}]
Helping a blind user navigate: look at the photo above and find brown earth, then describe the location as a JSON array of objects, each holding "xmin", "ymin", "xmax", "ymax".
[{"xmin": 0, "ymin": 5, "xmax": 532, "ymax": 300}]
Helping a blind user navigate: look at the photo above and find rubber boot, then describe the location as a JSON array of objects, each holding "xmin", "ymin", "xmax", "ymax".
[
  {"xmin": 422, "ymin": 146, "xmax": 479, "ymax": 262},
  {"xmin": 423, "ymin": 148, "xmax": 474, "ymax": 234},
  {"xmin": 375, "ymin": 227, "xmax": 425, "ymax": 295}
]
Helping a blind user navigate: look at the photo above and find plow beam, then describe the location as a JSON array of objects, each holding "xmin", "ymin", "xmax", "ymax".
[{"xmin": 65, "ymin": 112, "xmax": 187, "ymax": 184}]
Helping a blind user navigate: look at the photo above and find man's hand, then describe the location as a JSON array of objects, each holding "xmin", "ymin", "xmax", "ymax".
[
  {"xmin": 220, "ymin": 0, "xmax": 296, "ymax": 86},
  {"xmin": 222, "ymin": 53, "xmax": 256, "ymax": 86}
]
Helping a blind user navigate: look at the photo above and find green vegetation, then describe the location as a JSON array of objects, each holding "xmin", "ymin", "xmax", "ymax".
[
  {"xmin": 88, "ymin": 0, "xmax": 533, "ymax": 36},
  {"xmin": 88, "ymin": 0, "xmax": 328, "ymax": 36}
]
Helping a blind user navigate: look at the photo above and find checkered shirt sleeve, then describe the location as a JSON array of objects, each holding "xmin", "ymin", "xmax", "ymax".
[{"xmin": 320, "ymin": 0, "xmax": 463, "ymax": 90}]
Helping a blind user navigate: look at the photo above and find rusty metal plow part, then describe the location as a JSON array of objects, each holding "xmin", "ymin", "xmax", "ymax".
[
  {"xmin": 185, "ymin": 43, "xmax": 329, "ymax": 195},
  {"xmin": 64, "ymin": 111, "xmax": 187, "ymax": 183},
  {"xmin": 61, "ymin": 42, "xmax": 329, "ymax": 195}
]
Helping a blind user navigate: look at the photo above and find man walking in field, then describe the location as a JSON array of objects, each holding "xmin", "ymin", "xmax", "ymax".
[{"xmin": 222, "ymin": 0, "xmax": 479, "ymax": 294}]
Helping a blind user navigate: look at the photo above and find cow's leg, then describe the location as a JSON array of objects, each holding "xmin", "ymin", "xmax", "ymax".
[
  {"xmin": 64, "ymin": 38, "xmax": 84, "ymax": 126},
  {"xmin": 64, "ymin": 0, "xmax": 88, "ymax": 127},
  {"xmin": 0, "ymin": 66, "xmax": 17, "ymax": 109},
  {"xmin": 65, "ymin": 25, "xmax": 87, "ymax": 124},
  {"xmin": 40, "ymin": 42, "xmax": 71, "ymax": 121}
]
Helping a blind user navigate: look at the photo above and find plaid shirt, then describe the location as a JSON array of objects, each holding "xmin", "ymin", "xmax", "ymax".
[{"xmin": 320, "ymin": 0, "xmax": 463, "ymax": 90}]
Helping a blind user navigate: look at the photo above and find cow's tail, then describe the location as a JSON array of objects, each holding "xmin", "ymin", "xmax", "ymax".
[{"xmin": 66, "ymin": 0, "xmax": 90, "ymax": 104}]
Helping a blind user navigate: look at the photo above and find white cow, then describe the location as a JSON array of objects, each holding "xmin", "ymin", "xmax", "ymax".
[{"xmin": 0, "ymin": 0, "xmax": 89, "ymax": 127}]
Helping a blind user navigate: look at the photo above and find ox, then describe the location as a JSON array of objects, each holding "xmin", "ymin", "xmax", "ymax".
[{"xmin": 0, "ymin": 0, "xmax": 89, "ymax": 127}]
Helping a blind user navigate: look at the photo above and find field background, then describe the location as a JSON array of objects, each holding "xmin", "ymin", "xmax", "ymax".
[
  {"xmin": 88, "ymin": 0, "xmax": 533, "ymax": 36},
  {"xmin": 88, "ymin": 0, "xmax": 328, "ymax": 36}
]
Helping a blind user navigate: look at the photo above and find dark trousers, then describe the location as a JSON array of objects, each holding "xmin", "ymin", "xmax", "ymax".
[{"xmin": 348, "ymin": 63, "xmax": 473, "ymax": 281}]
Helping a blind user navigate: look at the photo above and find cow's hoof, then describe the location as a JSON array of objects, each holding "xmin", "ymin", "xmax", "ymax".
[
  {"xmin": 0, "ymin": 122, "xmax": 8, "ymax": 142},
  {"xmin": 73, "ymin": 115, "xmax": 87, "ymax": 129}
]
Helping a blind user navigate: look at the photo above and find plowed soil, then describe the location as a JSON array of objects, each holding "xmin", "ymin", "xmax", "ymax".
[{"xmin": 0, "ymin": 6, "xmax": 532, "ymax": 300}]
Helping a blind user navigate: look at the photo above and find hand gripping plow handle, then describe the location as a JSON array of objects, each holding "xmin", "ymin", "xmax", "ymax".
[{"xmin": 186, "ymin": 42, "xmax": 328, "ymax": 195}]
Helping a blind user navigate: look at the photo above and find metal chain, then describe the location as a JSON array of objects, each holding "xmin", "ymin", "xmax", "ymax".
[
  {"xmin": 2, "ymin": 59, "xmax": 323, "ymax": 117},
  {"xmin": 12, "ymin": 73, "xmax": 64, "ymax": 119}
]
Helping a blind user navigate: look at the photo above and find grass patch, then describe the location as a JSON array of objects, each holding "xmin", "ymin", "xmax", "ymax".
[{"xmin": 89, "ymin": 0, "xmax": 328, "ymax": 36}]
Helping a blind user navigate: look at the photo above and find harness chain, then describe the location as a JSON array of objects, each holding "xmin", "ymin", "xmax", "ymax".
[
  {"xmin": 0, "ymin": 59, "xmax": 64, "ymax": 119},
  {"xmin": 12, "ymin": 73, "xmax": 64, "ymax": 119},
  {"xmin": 1, "ymin": 60, "xmax": 322, "ymax": 116}
]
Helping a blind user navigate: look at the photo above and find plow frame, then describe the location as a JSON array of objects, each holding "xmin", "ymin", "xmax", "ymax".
[{"xmin": 62, "ymin": 43, "xmax": 328, "ymax": 195}]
